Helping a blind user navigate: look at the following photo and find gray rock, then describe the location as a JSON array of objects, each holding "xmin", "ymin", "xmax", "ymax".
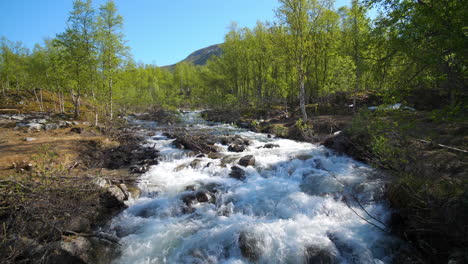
[
  {"xmin": 174, "ymin": 164, "xmax": 188, "ymax": 172},
  {"xmin": 239, "ymin": 155, "xmax": 255, "ymax": 167},
  {"xmin": 262, "ymin": 143, "xmax": 280, "ymax": 149},
  {"xmin": 229, "ymin": 166, "xmax": 246, "ymax": 180},
  {"xmin": 24, "ymin": 137, "xmax": 37, "ymax": 142},
  {"xmin": 238, "ymin": 231, "xmax": 264, "ymax": 262},
  {"xmin": 45, "ymin": 123, "xmax": 60, "ymax": 131},
  {"xmin": 305, "ymin": 246, "xmax": 338, "ymax": 264},
  {"xmin": 59, "ymin": 121, "xmax": 73, "ymax": 128},
  {"xmin": 66, "ymin": 217, "xmax": 91, "ymax": 233},
  {"xmin": 28, "ymin": 123, "xmax": 43, "ymax": 132},
  {"xmin": 59, "ymin": 236, "xmax": 91, "ymax": 263},
  {"xmin": 102, "ymin": 185, "xmax": 127, "ymax": 208},
  {"xmin": 190, "ymin": 159, "xmax": 203, "ymax": 169},
  {"xmin": 228, "ymin": 144, "xmax": 246, "ymax": 152}
]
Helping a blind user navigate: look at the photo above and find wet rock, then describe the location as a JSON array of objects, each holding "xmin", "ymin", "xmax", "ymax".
[
  {"xmin": 70, "ymin": 127, "xmax": 83, "ymax": 134},
  {"xmin": 174, "ymin": 164, "xmax": 188, "ymax": 172},
  {"xmin": 221, "ymin": 155, "xmax": 240, "ymax": 166},
  {"xmin": 45, "ymin": 123, "xmax": 60, "ymax": 131},
  {"xmin": 267, "ymin": 134, "xmax": 272, "ymax": 138},
  {"xmin": 328, "ymin": 233, "xmax": 375, "ymax": 264},
  {"xmin": 130, "ymin": 165, "xmax": 149, "ymax": 174},
  {"xmin": 182, "ymin": 190, "xmax": 215, "ymax": 206},
  {"xmin": 229, "ymin": 166, "xmax": 246, "ymax": 180},
  {"xmin": 262, "ymin": 143, "xmax": 280, "ymax": 149},
  {"xmin": 127, "ymin": 186, "xmax": 141, "ymax": 199},
  {"xmin": 190, "ymin": 159, "xmax": 203, "ymax": 169},
  {"xmin": 228, "ymin": 144, "xmax": 246, "ymax": 152},
  {"xmin": 195, "ymin": 190, "xmax": 215, "ymax": 203},
  {"xmin": 305, "ymin": 246, "xmax": 338, "ymax": 264},
  {"xmin": 238, "ymin": 155, "xmax": 255, "ymax": 167},
  {"xmin": 208, "ymin": 152, "xmax": 224, "ymax": 159},
  {"xmin": 238, "ymin": 231, "xmax": 263, "ymax": 261}
]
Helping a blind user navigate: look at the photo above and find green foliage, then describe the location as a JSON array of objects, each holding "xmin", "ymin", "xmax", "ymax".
[{"xmin": 349, "ymin": 109, "xmax": 416, "ymax": 170}]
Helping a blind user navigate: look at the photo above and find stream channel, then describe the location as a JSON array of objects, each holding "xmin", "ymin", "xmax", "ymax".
[{"xmin": 110, "ymin": 111, "xmax": 402, "ymax": 264}]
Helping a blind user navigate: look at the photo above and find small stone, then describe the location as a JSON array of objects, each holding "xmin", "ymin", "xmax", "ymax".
[{"xmin": 24, "ymin": 137, "xmax": 37, "ymax": 142}]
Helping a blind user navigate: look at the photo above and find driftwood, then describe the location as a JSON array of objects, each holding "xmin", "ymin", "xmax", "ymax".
[{"xmin": 416, "ymin": 139, "xmax": 468, "ymax": 154}]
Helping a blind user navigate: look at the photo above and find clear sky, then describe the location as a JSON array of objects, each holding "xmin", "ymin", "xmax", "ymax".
[{"xmin": 0, "ymin": 0, "xmax": 352, "ymax": 66}]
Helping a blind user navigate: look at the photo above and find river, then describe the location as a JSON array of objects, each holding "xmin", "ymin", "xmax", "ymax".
[{"xmin": 110, "ymin": 111, "xmax": 401, "ymax": 264}]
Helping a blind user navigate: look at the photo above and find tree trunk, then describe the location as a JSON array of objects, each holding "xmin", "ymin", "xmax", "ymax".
[
  {"xmin": 299, "ymin": 67, "xmax": 308, "ymax": 122},
  {"xmin": 109, "ymin": 77, "xmax": 113, "ymax": 120},
  {"xmin": 39, "ymin": 88, "xmax": 44, "ymax": 112}
]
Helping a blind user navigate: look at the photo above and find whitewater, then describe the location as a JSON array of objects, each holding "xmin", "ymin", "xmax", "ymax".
[{"xmin": 110, "ymin": 111, "xmax": 401, "ymax": 264}]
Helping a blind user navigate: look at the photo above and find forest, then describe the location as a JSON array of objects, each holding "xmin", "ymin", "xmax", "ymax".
[{"xmin": 1, "ymin": 0, "xmax": 465, "ymax": 122}]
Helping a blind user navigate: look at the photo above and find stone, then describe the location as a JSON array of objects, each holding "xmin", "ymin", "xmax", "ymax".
[
  {"xmin": 66, "ymin": 217, "xmax": 91, "ymax": 233},
  {"xmin": 173, "ymin": 164, "xmax": 188, "ymax": 172},
  {"xmin": 45, "ymin": 123, "xmax": 60, "ymax": 131},
  {"xmin": 101, "ymin": 185, "xmax": 127, "ymax": 209},
  {"xmin": 238, "ymin": 155, "xmax": 255, "ymax": 167},
  {"xmin": 24, "ymin": 137, "xmax": 37, "ymax": 142},
  {"xmin": 228, "ymin": 144, "xmax": 246, "ymax": 152},
  {"xmin": 238, "ymin": 231, "xmax": 263, "ymax": 262},
  {"xmin": 190, "ymin": 159, "xmax": 202, "ymax": 169},
  {"xmin": 59, "ymin": 236, "xmax": 91, "ymax": 263},
  {"xmin": 208, "ymin": 152, "xmax": 224, "ymax": 159},
  {"xmin": 130, "ymin": 165, "xmax": 149, "ymax": 174},
  {"xmin": 305, "ymin": 247, "xmax": 338, "ymax": 264},
  {"xmin": 229, "ymin": 166, "xmax": 246, "ymax": 180},
  {"xmin": 28, "ymin": 123, "xmax": 43, "ymax": 132},
  {"xmin": 263, "ymin": 143, "xmax": 280, "ymax": 149}
]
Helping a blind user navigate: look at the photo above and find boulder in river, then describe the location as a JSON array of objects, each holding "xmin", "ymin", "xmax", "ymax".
[
  {"xmin": 101, "ymin": 185, "xmax": 128, "ymax": 209},
  {"xmin": 305, "ymin": 246, "xmax": 338, "ymax": 264},
  {"xmin": 229, "ymin": 166, "xmax": 246, "ymax": 180},
  {"xmin": 238, "ymin": 231, "xmax": 263, "ymax": 262},
  {"xmin": 262, "ymin": 143, "xmax": 280, "ymax": 149},
  {"xmin": 190, "ymin": 159, "xmax": 203, "ymax": 169},
  {"xmin": 238, "ymin": 155, "xmax": 255, "ymax": 167},
  {"xmin": 228, "ymin": 144, "xmax": 246, "ymax": 152}
]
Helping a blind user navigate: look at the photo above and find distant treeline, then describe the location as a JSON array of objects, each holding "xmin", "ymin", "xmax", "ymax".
[{"xmin": 1, "ymin": 0, "xmax": 466, "ymax": 122}]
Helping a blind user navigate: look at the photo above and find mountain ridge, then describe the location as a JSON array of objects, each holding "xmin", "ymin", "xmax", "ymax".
[{"xmin": 162, "ymin": 44, "xmax": 222, "ymax": 70}]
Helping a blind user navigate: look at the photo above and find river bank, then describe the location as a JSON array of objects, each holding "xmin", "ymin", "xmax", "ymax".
[
  {"xmin": 201, "ymin": 107, "xmax": 468, "ymax": 263},
  {"xmin": 0, "ymin": 113, "xmax": 160, "ymax": 264}
]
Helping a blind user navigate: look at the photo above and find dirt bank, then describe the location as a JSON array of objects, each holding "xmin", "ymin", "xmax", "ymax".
[{"xmin": 0, "ymin": 114, "xmax": 158, "ymax": 264}]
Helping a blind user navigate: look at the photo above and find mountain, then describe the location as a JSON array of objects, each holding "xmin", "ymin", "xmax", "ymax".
[{"xmin": 162, "ymin": 44, "xmax": 222, "ymax": 70}]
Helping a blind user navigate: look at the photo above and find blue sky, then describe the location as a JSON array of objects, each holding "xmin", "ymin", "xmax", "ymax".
[{"xmin": 0, "ymin": 0, "xmax": 352, "ymax": 66}]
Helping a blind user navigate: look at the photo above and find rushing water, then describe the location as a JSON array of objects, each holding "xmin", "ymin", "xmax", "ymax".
[{"xmin": 111, "ymin": 112, "xmax": 401, "ymax": 264}]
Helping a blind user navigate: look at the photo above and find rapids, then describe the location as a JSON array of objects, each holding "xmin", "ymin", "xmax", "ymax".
[{"xmin": 110, "ymin": 111, "xmax": 401, "ymax": 264}]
